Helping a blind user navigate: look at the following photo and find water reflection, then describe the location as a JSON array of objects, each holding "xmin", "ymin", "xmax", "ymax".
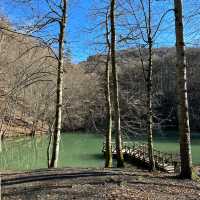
[{"xmin": 0, "ymin": 133, "xmax": 199, "ymax": 171}]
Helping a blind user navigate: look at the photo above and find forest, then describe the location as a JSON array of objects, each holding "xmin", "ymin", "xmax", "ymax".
[{"xmin": 0, "ymin": 0, "xmax": 200, "ymax": 199}]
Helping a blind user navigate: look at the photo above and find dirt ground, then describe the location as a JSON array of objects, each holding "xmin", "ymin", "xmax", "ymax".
[{"xmin": 1, "ymin": 167, "xmax": 200, "ymax": 200}]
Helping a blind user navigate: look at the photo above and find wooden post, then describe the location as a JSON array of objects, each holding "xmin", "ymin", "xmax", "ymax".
[{"xmin": 170, "ymin": 153, "xmax": 173, "ymax": 165}]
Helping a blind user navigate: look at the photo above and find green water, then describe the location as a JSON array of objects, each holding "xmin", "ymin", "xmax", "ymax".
[{"xmin": 0, "ymin": 133, "xmax": 200, "ymax": 171}]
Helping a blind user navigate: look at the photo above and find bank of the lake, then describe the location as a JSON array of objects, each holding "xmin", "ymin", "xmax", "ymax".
[
  {"xmin": 2, "ymin": 167, "xmax": 200, "ymax": 200},
  {"xmin": 0, "ymin": 132, "xmax": 200, "ymax": 171}
]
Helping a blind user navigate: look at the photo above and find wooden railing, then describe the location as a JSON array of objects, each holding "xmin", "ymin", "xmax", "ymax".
[{"xmin": 102, "ymin": 142, "xmax": 180, "ymax": 173}]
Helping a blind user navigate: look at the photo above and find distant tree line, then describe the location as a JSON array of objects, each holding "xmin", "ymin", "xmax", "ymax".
[{"xmin": 80, "ymin": 47, "xmax": 200, "ymax": 133}]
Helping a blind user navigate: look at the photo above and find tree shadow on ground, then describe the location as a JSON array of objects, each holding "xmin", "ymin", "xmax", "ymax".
[{"xmin": 2, "ymin": 170, "xmax": 120, "ymax": 186}]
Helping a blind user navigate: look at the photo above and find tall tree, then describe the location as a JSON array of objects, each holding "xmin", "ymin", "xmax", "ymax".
[
  {"xmin": 104, "ymin": 8, "xmax": 113, "ymax": 168},
  {"xmin": 118, "ymin": 0, "xmax": 165, "ymax": 170},
  {"xmin": 174, "ymin": 0, "xmax": 192, "ymax": 179},
  {"xmin": 123, "ymin": 0, "xmax": 173, "ymax": 171},
  {"xmin": 110, "ymin": 0, "xmax": 124, "ymax": 167},
  {"xmin": 49, "ymin": 0, "xmax": 67, "ymax": 168},
  {"xmin": 146, "ymin": 0, "xmax": 155, "ymax": 171}
]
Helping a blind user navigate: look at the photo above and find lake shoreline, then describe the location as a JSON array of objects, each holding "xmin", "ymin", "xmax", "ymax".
[
  {"xmin": 2, "ymin": 127, "xmax": 200, "ymax": 139},
  {"xmin": 1, "ymin": 132, "xmax": 200, "ymax": 170}
]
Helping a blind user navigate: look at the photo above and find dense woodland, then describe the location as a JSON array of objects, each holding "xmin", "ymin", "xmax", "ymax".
[
  {"xmin": 80, "ymin": 47, "xmax": 200, "ymax": 132},
  {"xmin": 1, "ymin": 27, "xmax": 200, "ymax": 134},
  {"xmin": 0, "ymin": 0, "xmax": 199, "ymax": 181}
]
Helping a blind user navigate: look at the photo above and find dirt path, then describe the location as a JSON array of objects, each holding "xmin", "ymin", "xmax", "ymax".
[{"xmin": 1, "ymin": 167, "xmax": 200, "ymax": 200}]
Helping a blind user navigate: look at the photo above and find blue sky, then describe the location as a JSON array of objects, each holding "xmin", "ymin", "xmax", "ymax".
[
  {"xmin": 0, "ymin": 0, "xmax": 96, "ymax": 63},
  {"xmin": 0, "ymin": 0, "xmax": 199, "ymax": 63}
]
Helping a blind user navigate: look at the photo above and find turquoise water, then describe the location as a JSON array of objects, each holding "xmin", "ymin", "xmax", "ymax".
[{"xmin": 0, "ymin": 133, "xmax": 199, "ymax": 171}]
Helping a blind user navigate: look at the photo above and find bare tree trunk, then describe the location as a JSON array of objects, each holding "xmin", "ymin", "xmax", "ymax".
[
  {"xmin": 174, "ymin": 0, "xmax": 192, "ymax": 179},
  {"xmin": 105, "ymin": 9, "xmax": 112, "ymax": 168},
  {"xmin": 110, "ymin": 0, "xmax": 124, "ymax": 168},
  {"xmin": 49, "ymin": 0, "xmax": 67, "ymax": 168},
  {"xmin": 146, "ymin": 0, "xmax": 155, "ymax": 172},
  {"xmin": 0, "ymin": 33, "xmax": 4, "ymax": 153},
  {"xmin": 47, "ymin": 119, "xmax": 55, "ymax": 167},
  {"xmin": 147, "ymin": 37, "xmax": 155, "ymax": 171}
]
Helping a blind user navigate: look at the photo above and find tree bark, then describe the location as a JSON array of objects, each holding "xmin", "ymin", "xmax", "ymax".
[
  {"xmin": 146, "ymin": 0, "xmax": 155, "ymax": 172},
  {"xmin": 174, "ymin": 0, "xmax": 192, "ymax": 179},
  {"xmin": 110, "ymin": 0, "xmax": 124, "ymax": 168},
  {"xmin": 105, "ymin": 10, "xmax": 112, "ymax": 168},
  {"xmin": 147, "ymin": 36, "xmax": 155, "ymax": 171},
  {"xmin": 49, "ymin": 0, "xmax": 67, "ymax": 168}
]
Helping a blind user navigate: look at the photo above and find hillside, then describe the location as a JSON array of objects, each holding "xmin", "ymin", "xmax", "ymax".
[
  {"xmin": 79, "ymin": 47, "xmax": 200, "ymax": 133},
  {"xmin": 0, "ymin": 18, "xmax": 99, "ymax": 137},
  {"xmin": 1, "ymin": 16, "xmax": 200, "ymax": 136},
  {"xmin": 0, "ymin": 20, "xmax": 55, "ymax": 137}
]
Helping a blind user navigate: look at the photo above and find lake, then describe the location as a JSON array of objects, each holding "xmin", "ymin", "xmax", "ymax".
[{"xmin": 0, "ymin": 132, "xmax": 200, "ymax": 171}]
